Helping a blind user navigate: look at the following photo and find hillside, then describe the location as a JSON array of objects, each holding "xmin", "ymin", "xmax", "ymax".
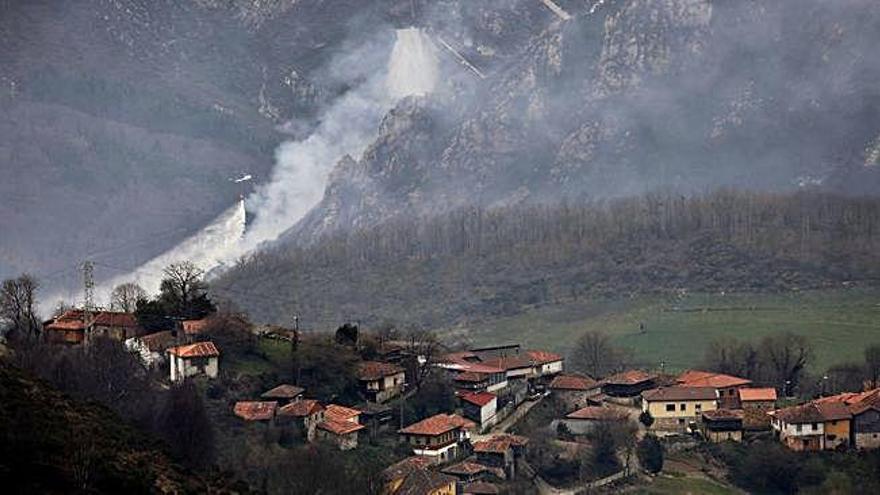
[
  {"xmin": 214, "ymin": 190, "xmax": 880, "ymax": 330},
  {"xmin": 0, "ymin": 360, "xmax": 239, "ymax": 494}
]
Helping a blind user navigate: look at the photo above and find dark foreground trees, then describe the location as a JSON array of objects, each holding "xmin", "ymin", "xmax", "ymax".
[
  {"xmin": 0, "ymin": 274, "xmax": 40, "ymax": 341},
  {"xmin": 637, "ymin": 435, "xmax": 664, "ymax": 474}
]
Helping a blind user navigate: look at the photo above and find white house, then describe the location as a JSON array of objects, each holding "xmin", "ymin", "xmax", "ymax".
[
  {"xmin": 167, "ymin": 341, "xmax": 219, "ymax": 382},
  {"xmin": 460, "ymin": 391, "xmax": 498, "ymax": 430},
  {"xmin": 526, "ymin": 350, "xmax": 564, "ymax": 377},
  {"xmin": 398, "ymin": 414, "xmax": 476, "ymax": 464},
  {"xmin": 125, "ymin": 330, "xmax": 177, "ymax": 368}
]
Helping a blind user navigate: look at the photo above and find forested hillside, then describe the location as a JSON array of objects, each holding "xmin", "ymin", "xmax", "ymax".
[{"xmin": 215, "ymin": 190, "xmax": 880, "ymax": 329}]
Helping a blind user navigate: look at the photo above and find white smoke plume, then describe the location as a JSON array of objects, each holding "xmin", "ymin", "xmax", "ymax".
[{"xmin": 94, "ymin": 28, "xmax": 440, "ymax": 300}]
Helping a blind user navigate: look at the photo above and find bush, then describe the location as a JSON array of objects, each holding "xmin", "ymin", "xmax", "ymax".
[
  {"xmin": 637, "ymin": 435, "xmax": 664, "ymax": 474},
  {"xmin": 639, "ymin": 410, "xmax": 654, "ymax": 428}
]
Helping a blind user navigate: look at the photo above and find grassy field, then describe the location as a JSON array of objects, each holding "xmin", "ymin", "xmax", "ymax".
[
  {"xmin": 465, "ymin": 288, "xmax": 880, "ymax": 372},
  {"xmin": 634, "ymin": 474, "xmax": 740, "ymax": 495}
]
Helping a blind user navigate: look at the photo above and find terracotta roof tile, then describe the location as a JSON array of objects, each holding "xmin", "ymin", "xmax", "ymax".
[
  {"xmin": 278, "ymin": 399, "xmax": 324, "ymax": 417},
  {"xmin": 565, "ymin": 406, "xmax": 624, "ymax": 421},
  {"xmin": 318, "ymin": 418, "xmax": 364, "ymax": 435},
  {"xmin": 138, "ymin": 331, "xmax": 176, "ymax": 352},
  {"xmin": 92, "ymin": 311, "xmax": 139, "ymax": 327},
  {"xmin": 773, "ymin": 401, "xmax": 851, "ymax": 423},
  {"xmin": 603, "ymin": 370, "xmax": 657, "ymax": 386},
  {"xmin": 396, "ymin": 470, "xmax": 456, "ymax": 495},
  {"xmin": 381, "ymin": 456, "xmax": 433, "ymax": 482},
  {"xmin": 642, "ymin": 386, "xmax": 717, "ymax": 401},
  {"xmin": 325, "ymin": 404, "xmax": 361, "ymax": 422},
  {"xmin": 738, "ymin": 387, "xmax": 777, "ymax": 402},
  {"xmin": 261, "ymin": 384, "xmax": 305, "ymax": 400},
  {"xmin": 167, "ymin": 341, "xmax": 219, "ymax": 358},
  {"xmin": 702, "ymin": 408, "xmax": 744, "ymax": 421},
  {"xmin": 550, "ymin": 374, "xmax": 599, "ymax": 391},
  {"xmin": 357, "ymin": 361, "xmax": 405, "ymax": 381},
  {"xmin": 481, "ymin": 356, "xmax": 534, "ymax": 371},
  {"xmin": 233, "ymin": 401, "xmax": 277, "ymax": 421},
  {"xmin": 441, "ymin": 461, "xmax": 491, "ymax": 476},
  {"xmin": 454, "ymin": 371, "xmax": 488, "ymax": 383},
  {"xmin": 677, "ymin": 370, "xmax": 752, "ymax": 389},
  {"xmin": 399, "ymin": 413, "xmax": 476, "ymax": 436},
  {"xmin": 459, "ymin": 391, "xmax": 496, "ymax": 407},
  {"xmin": 526, "ymin": 350, "xmax": 563, "ymax": 364},
  {"xmin": 473, "ymin": 434, "xmax": 529, "ymax": 454}
]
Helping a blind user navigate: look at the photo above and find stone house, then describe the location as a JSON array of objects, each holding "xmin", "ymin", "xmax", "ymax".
[
  {"xmin": 701, "ymin": 409, "xmax": 744, "ymax": 443},
  {"xmin": 549, "ymin": 374, "xmax": 601, "ymax": 411},
  {"xmin": 850, "ymin": 391, "xmax": 880, "ymax": 449},
  {"xmin": 641, "ymin": 386, "xmax": 718, "ymax": 431},
  {"xmin": 261, "ymin": 384, "xmax": 305, "ymax": 404},
  {"xmin": 316, "ymin": 418, "xmax": 364, "ymax": 450},
  {"xmin": 233, "ymin": 401, "xmax": 278, "ymax": 424},
  {"xmin": 601, "ymin": 370, "xmax": 658, "ymax": 399},
  {"xmin": 471, "ymin": 434, "xmax": 529, "ymax": 479},
  {"xmin": 278, "ymin": 399, "xmax": 325, "ymax": 442},
  {"xmin": 167, "ymin": 341, "xmax": 219, "ymax": 382},
  {"xmin": 45, "ymin": 309, "xmax": 144, "ymax": 345},
  {"xmin": 738, "ymin": 387, "xmax": 777, "ymax": 430},
  {"xmin": 558, "ymin": 406, "xmax": 627, "ymax": 435}
]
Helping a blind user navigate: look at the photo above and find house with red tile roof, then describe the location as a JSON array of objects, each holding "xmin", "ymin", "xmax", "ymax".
[
  {"xmin": 44, "ymin": 309, "xmax": 144, "ymax": 344},
  {"xmin": 739, "ymin": 387, "xmax": 777, "ymax": 430},
  {"xmin": 440, "ymin": 461, "xmax": 497, "ymax": 484},
  {"xmin": 461, "ymin": 481, "xmax": 501, "ymax": 494},
  {"xmin": 601, "ymin": 370, "xmax": 658, "ymax": 398},
  {"xmin": 677, "ymin": 370, "xmax": 752, "ymax": 408},
  {"xmin": 526, "ymin": 350, "xmax": 564, "ymax": 377},
  {"xmin": 770, "ymin": 400, "xmax": 851, "ymax": 451},
  {"xmin": 233, "ymin": 401, "xmax": 277, "ymax": 422},
  {"xmin": 317, "ymin": 418, "xmax": 365, "ymax": 450},
  {"xmin": 381, "ymin": 456, "xmax": 434, "ymax": 494},
  {"xmin": 642, "ymin": 387, "xmax": 719, "ymax": 432},
  {"xmin": 167, "ymin": 341, "xmax": 219, "ymax": 382},
  {"xmin": 472, "ymin": 434, "xmax": 529, "ymax": 479},
  {"xmin": 125, "ymin": 330, "xmax": 178, "ymax": 367},
  {"xmin": 358, "ymin": 361, "xmax": 406, "ymax": 403},
  {"xmin": 459, "ymin": 391, "xmax": 497, "ymax": 430},
  {"xmin": 847, "ymin": 389, "xmax": 880, "ymax": 450},
  {"xmin": 549, "ymin": 373, "xmax": 601, "ymax": 411},
  {"xmin": 398, "ymin": 413, "xmax": 476, "ymax": 463},
  {"xmin": 325, "ymin": 404, "xmax": 362, "ymax": 424},
  {"xmin": 261, "ymin": 384, "xmax": 305, "ymax": 404},
  {"xmin": 278, "ymin": 399, "xmax": 325, "ymax": 441},
  {"xmin": 559, "ymin": 405, "xmax": 628, "ymax": 435},
  {"xmin": 701, "ymin": 409, "xmax": 744, "ymax": 443}
]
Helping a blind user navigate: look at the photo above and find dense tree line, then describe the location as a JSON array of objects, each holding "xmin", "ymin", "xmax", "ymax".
[{"xmin": 217, "ymin": 190, "xmax": 880, "ymax": 327}]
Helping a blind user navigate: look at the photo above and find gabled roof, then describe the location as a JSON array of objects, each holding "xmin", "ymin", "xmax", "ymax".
[
  {"xmin": 167, "ymin": 341, "xmax": 219, "ymax": 358},
  {"xmin": 357, "ymin": 361, "xmax": 405, "ymax": 381},
  {"xmin": 642, "ymin": 386, "xmax": 717, "ymax": 401},
  {"xmin": 454, "ymin": 371, "xmax": 488, "ymax": 383},
  {"xmin": 46, "ymin": 309, "xmax": 140, "ymax": 332},
  {"xmin": 677, "ymin": 370, "xmax": 752, "ymax": 389},
  {"xmin": 459, "ymin": 391, "xmax": 496, "ymax": 407},
  {"xmin": 318, "ymin": 418, "xmax": 365, "ymax": 435},
  {"xmin": 399, "ymin": 413, "xmax": 476, "ymax": 436},
  {"xmin": 325, "ymin": 404, "xmax": 361, "ymax": 422},
  {"xmin": 526, "ymin": 350, "xmax": 563, "ymax": 364},
  {"xmin": 702, "ymin": 408, "xmax": 744, "ymax": 421},
  {"xmin": 233, "ymin": 401, "xmax": 277, "ymax": 421},
  {"xmin": 550, "ymin": 374, "xmax": 599, "ymax": 391},
  {"xmin": 381, "ymin": 456, "xmax": 433, "ymax": 482},
  {"xmin": 261, "ymin": 384, "xmax": 305, "ymax": 400},
  {"xmin": 738, "ymin": 387, "xmax": 777, "ymax": 402},
  {"xmin": 773, "ymin": 401, "xmax": 851, "ymax": 424},
  {"xmin": 472, "ymin": 434, "xmax": 529, "ymax": 454},
  {"xmin": 92, "ymin": 311, "xmax": 139, "ymax": 327},
  {"xmin": 278, "ymin": 399, "xmax": 324, "ymax": 417},
  {"xmin": 481, "ymin": 355, "xmax": 534, "ymax": 371},
  {"xmin": 138, "ymin": 331, "xmax": 176, "ymax": 352},
  {"xmin": 395, "ymin": 470, "xmax": 456, "ymax": 495},
  {"xmin": 565, "ymin": 406, "xmax": 623, "ymax": 421},
  {"xmin": 603, "ymin": 370, "xmax": 657, "ymax": 386},
  {"xmin": 441, "ymin": 461, "xmax": 491, "ymax": 476},
  {"xmin": 849, "ymin": 390, "xmax": 880, "ymax": 415}
]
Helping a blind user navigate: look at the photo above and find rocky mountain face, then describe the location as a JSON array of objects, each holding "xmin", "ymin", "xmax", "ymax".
[{"xmin": 288, "ymin": 0, "xmax": 880, "ymax": 242}]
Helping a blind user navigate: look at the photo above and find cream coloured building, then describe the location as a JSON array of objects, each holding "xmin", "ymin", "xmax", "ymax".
[{"xmin": 642, "ymin": 386, "xmax": 718, "ymax": 431}]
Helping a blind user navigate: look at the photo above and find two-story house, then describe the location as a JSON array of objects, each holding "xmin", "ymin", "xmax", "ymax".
[
  {"xmin": 549, "ymin": 374, "xmax": 601, "ymax": 411},
  {"xmin": 278, "ymin": 399, "xmax": 325, "ymax": 441},
  {"xmin": 677, "ymin": 370, "xmax": 752, "ymax": 408},
  {"xmin": 358, "ymin": 361, "xmax": 406, "ymax": 403},
  {"xmin": 642, "ymin": 386, "xmax": 718, "ymax": 431},
  {"xmin": 398, "ymin": 413, "xmax": 476, "ymax": 464},
  {"xmin": 459, "ymin": 391, "xmax": 497, "ymax": 430},
  {"xmin": 167, "ymin": 341, "xmax": 220, "ymax": 382},
  {"xmin": 738, "ymin": 387, "xmax": 777, "ymax": 430}
]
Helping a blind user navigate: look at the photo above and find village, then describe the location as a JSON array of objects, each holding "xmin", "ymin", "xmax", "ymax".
[{"xmin": 36, "ymin": 300, "xmax": 880, "ymax": 495}]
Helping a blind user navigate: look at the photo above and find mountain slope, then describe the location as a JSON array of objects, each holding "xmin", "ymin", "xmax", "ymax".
[{"xmin": 289, "ymin": 0, "xmax": 880, "ymax": 243}]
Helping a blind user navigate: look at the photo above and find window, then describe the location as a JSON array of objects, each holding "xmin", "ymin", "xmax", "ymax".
[
  {"xmin": 831, "ymin": 421, "xmax": 837, "ymax": 426},
  {"xmin": 678, "ymin": 418, "xmax": 685, "ymax": 425},
  {"xmin": 796, "ymin": 424, "xmax": 803, "ymax": 433},
  {"xmin": 695, "ymin": 404, "xmax": 702, "ymax": 411},
  {"xmin": 680, "ymin": 403, "xmax": 687, "ymax": 411},
  {"xmin": 719, "ymin": 390, "xmax": 724, "ymax": 397},
  {"xmin": 666, "ymin": 404, "xmax": 675, "ymax": 412},
  {"xmin": 811, "ymin": 422, "xmax": 818, "ymax": 431}
]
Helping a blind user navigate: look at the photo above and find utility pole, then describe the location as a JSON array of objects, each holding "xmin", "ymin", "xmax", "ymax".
[{"xmin": 82, "ymin": 261, "xmax": 95, "ymax": 344}]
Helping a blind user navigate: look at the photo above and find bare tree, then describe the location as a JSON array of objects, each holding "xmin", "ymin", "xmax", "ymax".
[
  {"xmin": 158, "ymin": 261, "xmax": 213, "ymax": 318},
  {"xmin": 761, "ymin": 332, "xmax": 812, "ymax": 396},
  {"xmin": 865, "ymin": 344, "xmax": 880, "ymax": 389},
  {"xmin": 570, "ymin": 330, "xmax": 628, "ymax": 379},
  {"xmin": 0, "ymin": 274, "xmax": 41, "ymax": 340},
  {"xmin": 109, "ymin": 282, "xmax": 147, "ymax": 312},
  {"xmin": 702, "ymin": 337, "xmax": 760, "ymax": 379},
  {"xmin": 403, "ymin": 328, "xmax": 444, "ymax": 389}
]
